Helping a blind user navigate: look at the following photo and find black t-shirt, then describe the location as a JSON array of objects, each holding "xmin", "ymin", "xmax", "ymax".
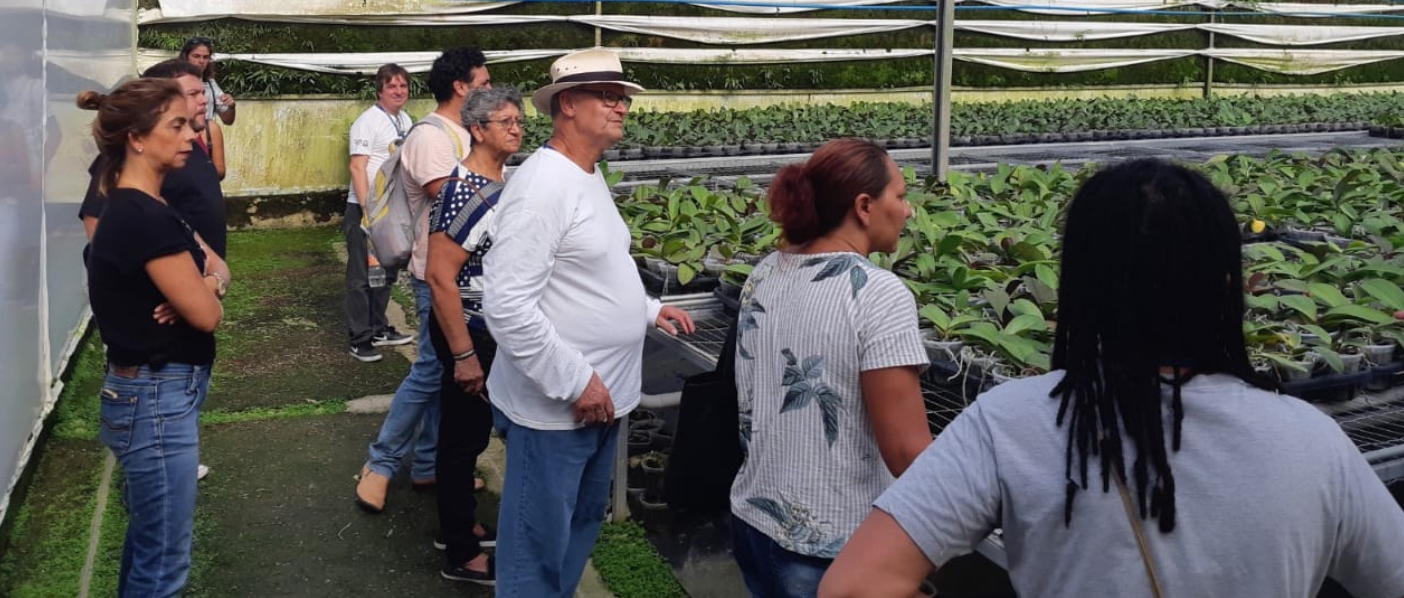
[
  {"xmin": 88, "ymin": 188, "xmax": 216, "ymax": 367},
  {"xmin": 79, "ymin": 143, "xmax": 226, "ymax": 258}
]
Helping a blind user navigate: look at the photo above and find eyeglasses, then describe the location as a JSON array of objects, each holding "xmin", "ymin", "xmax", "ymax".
[
  {"xmin": 577, "ymin": 89, "xmax": 633, "ymax": 109},
  {"xmin": 481, "ymin": 117, "xmax": 526, "ymax": 130}
]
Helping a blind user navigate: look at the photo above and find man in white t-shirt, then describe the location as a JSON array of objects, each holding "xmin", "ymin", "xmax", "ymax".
[
  {"xmin": 483, "ymin": 49, "xmax": 695, "ymax": 596},
  {"xmin": 355, "ymin": 49, "xmax": 488, "ymax": 522},
  {"xmin": 345, "ymin": 63, "xmax": 415, "ymax": 363}
]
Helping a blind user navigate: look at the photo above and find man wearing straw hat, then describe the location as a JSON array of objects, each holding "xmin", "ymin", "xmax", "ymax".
[{"xmin": 482, "ymin": 49, "xmax": 695, "ymax": 595}]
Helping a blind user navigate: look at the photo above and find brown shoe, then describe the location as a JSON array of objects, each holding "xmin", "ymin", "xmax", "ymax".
[
  {"xmin": 356, "ymin": 465, "xmax": 389, "ymax": 513},
  {"xmin": 412, "ymin": 477, "xmax": 436, "ymax": 492}
]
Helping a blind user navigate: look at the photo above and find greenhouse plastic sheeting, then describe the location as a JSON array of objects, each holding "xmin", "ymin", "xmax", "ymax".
[
  {"xmin": 957, "ymin": 20, "xmax": 1196, "ymax": 41},
  {"xmin": 148, "ymin": 0, "xmax": 1404, "ymax": 19},
  {"xmin": 1201, "ymin": 23, "xmax": 1404, "ymax": 46},
  {"xmin": 954, "ymin": 48, "xmax": 1198, "ymax": 73},
  {"xmin": 0, "ymin": 0, "xmax": 130, "ymax": 530},
  {"xmin": 1205, "ymin": 48, "xmax": 1404, "ymax": 75},
  {"xmin": 139, "ymin": 44, "xmax": 1404, "ymax": 75},
  {"xmin": 147, "ymin": 0, "xmax": 522, "ymax": 19},
  {"xmin": 571, "ymin": 15, "xmax": 928, "ymax": 44}
]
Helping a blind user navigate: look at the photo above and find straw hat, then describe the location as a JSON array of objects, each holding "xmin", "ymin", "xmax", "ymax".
[{"xmin": 531, "ymin": 49, "xmax": 645, "ymax": 115}]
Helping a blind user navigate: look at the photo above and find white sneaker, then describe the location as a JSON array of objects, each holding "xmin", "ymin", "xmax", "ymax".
[{"xmin": 197, "ymin": 464, "xmax": 211, "ymax": 480}]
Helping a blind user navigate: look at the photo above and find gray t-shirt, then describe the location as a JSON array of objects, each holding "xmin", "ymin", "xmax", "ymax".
[
  {"xmin": 877, "ymin": 371, "xmax": 1404, "ymax": 598},
  {"xmin": 731, "ymin": 251, "xmax": 928, "ymax": 558}
]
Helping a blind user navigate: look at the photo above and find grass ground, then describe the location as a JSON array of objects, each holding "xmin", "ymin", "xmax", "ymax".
[
  {"xmin": 0, "ymin": 226, "xmax": 457, "ymax": 597},
  {"xmin": 0, "ymin": 224, "xmax": 676, "ymax": 598}
]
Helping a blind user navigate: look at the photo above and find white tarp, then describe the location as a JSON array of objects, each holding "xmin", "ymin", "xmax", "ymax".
[
  {"xmin": 146, "ymin": 0, "xmax": 1404, "ymax": 20},
  {"xmin": 1227, "ymin": 2, "xmax": 1404, "ymax": 16},
  {"xmin": 139, "ymin": 47, "xmax": 930, "ymax": 73},
  {"xmin": 140, "ymin": 10, "xmax": 551, "ymax": 25},
  {"xmin": 150, "ymin": 0, "xmax": 520, "ymax": 18},
  {"xmin": 570, "ymin": 15, "xmax": 927, "ymax": 44},
  {"xmin": 965, "ymin": 0, "xmax": 1210, "ymax": 15},
  {"xmin": 954, "ymin": 48, "xmax": 1197, "ymax": 72},
  {"xmin": 689, "ymin": 0, "xmax": 916, "ymax": 14},
  {"xmin": 137, "ymin": 44, "xmax": 1404, "ymax": 75},
  {"xmin": 1202, "ymin": 23, "xmax": 1404, "ymax": 46},
  {"xmin": 957, "ymin": 20, "xmax": 1195, "ymax": 41},
  {"xmin": 1205, "ymin": 48, "xmax": 1404, "ymax": 75}
]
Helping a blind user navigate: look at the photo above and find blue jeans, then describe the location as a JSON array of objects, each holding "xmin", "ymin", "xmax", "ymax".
[
  {"xmin": 493, "ymin": 407, "xmax": 621, "ymax": 598},
  {"xmin": 366, "ymin": 277, "xmax": 442, "ymax": 481},
  {"xmin": 99, "ymin": 363, "xmax": 210, "ymax": 598},
  {"xmin": 731, "ymin": 515, "xmax": 833, "ymax": 598}
]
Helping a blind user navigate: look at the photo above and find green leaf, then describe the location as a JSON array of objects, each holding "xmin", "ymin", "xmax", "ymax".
[
  {"xmin": 1034, "ymin": 263, "xmax": 1059, "ymax": 291},
  {"xmin": 1278, "ymin": 295, "xmax": 1318, "ymax": 322},
  {"xmin": 1358, "ymin": 279, "xmax": 1404, "ymax": 311},
  {"xmin": 677, "ymin": 263, "xmax": 696, "ymax": 286},
  {"xmin": 1003, "ymin": 313, "xmax": 1047, "ymax": 337},
  {"xmin": 919, "ymin": 304, "xmax": 951, "ymax": 330},
  {"xmin": 1324, "ymin": 304, "xmax": 1397, "ymax": 326},
  {"xmin": 1308, "ymin": 283, "xmax": 1349, "ymax": 308}
]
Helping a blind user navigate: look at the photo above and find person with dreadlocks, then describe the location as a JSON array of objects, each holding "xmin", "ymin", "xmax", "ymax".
[{"xmin": 819, "ymin": 158, "xmax": 1404, "ymax": 598}]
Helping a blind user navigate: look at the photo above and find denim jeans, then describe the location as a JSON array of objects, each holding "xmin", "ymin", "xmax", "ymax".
[
  {"xmin": 730, "ymin": 515, "xmax": 834, "ymax": 598},
  {"xmin": 492, "ymin": 407, "xmax": 621, "ymax": 598},
  {"xmin": 366, "ymin": 277, "xmax": 442, "ymax": 481},
  {"xmin": 429, "ymin": 310, "xmax": 495, "ymax": 566},
  {"xmin": 344, "ymin": 203, "xmax": 399, "ymax": 345},
  {"xmin": 98, "ymin": 363, "xmax": 210, "ymax": 598}
]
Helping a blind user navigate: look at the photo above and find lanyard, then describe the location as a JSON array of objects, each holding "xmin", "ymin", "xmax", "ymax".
[{"xmin": 375, "ymin": 104, "xmax": 407, "ymax": 140}]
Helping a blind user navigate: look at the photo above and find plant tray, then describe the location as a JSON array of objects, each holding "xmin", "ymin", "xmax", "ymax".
[
  {"xmin": 638, "ymin": 266, "xmax": 718, "ymax": 297},
  {"xmin": 1282, "ymin": 370, "xmax": 1372, "ymax": 404}
]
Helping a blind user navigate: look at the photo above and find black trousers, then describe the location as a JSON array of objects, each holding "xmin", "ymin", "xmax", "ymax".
[
  {"xmin": 428, "ymin": 308, "xmax": 496, "ymax": 566},
  {"xmin": 344, "ymin": 203, "xmax": 397, "ymax": 345}
]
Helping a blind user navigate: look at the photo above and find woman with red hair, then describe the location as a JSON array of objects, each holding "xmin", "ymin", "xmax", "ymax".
[{"xmin": 728, "ymin": 138, "xmax": 933, "ymax": 597}]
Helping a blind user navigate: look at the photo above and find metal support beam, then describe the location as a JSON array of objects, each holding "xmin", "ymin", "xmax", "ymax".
[
  {"xmin": 1204, "ymin": 7, "xmax": 1216, "ymax": 99},
  {"xmin": 931, "ymin": 0, "xmax": 956, "ymax": 181}
]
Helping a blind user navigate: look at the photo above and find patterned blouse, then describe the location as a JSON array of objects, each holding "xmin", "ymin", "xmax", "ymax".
[
  {"xmin": 428, "ymin": 165, "xmax": 504, "ymax": 330},
  {"xmin": 730, "ymin": 251, "xmax": 928, "ymax": 558}
]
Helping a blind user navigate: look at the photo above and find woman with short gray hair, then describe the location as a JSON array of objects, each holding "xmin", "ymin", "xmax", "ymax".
[
  {"xmin": 460, "ymin": 86, "xmax": 525, "ymax": 132},
  {"xmin": 423, "ymin": 85, "xmax": 526, "ymax": 586}
]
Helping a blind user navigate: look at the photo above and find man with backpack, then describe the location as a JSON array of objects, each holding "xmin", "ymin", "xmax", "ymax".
[
  {"xmin": 356, "ymin": 48, "xmax": 491, "ymax": 516},
  {"xmin": 346, "ymin": 63, "xmax": 415, "ymax": 364}
]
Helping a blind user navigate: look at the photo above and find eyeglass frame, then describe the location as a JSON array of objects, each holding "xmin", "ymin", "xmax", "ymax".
[
  {"xmin": 479, "ymin": 117, "xmax": 527, "ymax": 130},
  {"xmin": 571, "ymin": 88, "xmax": 634, "ymax": 109}
]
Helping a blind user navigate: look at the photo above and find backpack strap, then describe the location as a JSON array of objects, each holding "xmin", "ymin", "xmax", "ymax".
[{"xmin": 439, "ymin": 176, "xmax": 505, "ymax": 241}]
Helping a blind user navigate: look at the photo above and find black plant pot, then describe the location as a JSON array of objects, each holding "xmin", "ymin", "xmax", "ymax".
[
  {"xmin": 602, "ymin": 149, "xmax": 621, "ymax": 162},
  {"xmin": 1370, "ymin": 125, "xmax": 1386, "ymax": 137},
  {"xmin": 623, "ymin": 148, "xmax": 643, "ymax": 160},
  {"xmin": 762, "ymin": 142, "xmax": 780, "ymax": 153},
  {"xmin": 628, "ymin": 430, "xmax": 654, "ymax": 456},
  {"xmin": 651, "ymin": 430, "xmax": 674, "ymax": 452},
  {"xmin": 953, "ymin": 135, "xmax": 974, "ymax": 146}
]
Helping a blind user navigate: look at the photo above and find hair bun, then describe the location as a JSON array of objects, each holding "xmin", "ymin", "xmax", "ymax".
[{"xmin": 75, "ymin": 90, "xmax": 105, "ymax": 111}]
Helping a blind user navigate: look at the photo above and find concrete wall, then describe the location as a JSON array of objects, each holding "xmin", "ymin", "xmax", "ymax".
[{"xmin": 220, "ymin": 82, "xmax": 1403, "ymax": 198}]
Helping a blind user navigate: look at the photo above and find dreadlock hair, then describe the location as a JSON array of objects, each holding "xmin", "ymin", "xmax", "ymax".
[{"xmin": 1049, "ymin": 158, "xmax": 1276, "ymax": 534}]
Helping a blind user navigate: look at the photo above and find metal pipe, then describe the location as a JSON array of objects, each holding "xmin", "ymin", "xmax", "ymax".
[{"xmin": 931, "ymin": 0, "xmax": 955, "ymax": 181}]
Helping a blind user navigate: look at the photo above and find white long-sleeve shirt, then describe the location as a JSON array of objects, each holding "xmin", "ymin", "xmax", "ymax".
[{"xmin": 483, "ymin": 147, "xmax": 662, "ymax": 430}]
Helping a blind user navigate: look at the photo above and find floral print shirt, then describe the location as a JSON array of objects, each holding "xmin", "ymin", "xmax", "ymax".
[{"xmin": 730, "ymin": 251, "xmax": 928, "ymax": 558}]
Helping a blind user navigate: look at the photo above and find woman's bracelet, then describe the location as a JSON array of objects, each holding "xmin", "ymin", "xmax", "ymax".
[{"xmin": 453, "ymin": 349, "xmax": 476, "ymax": 362}]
